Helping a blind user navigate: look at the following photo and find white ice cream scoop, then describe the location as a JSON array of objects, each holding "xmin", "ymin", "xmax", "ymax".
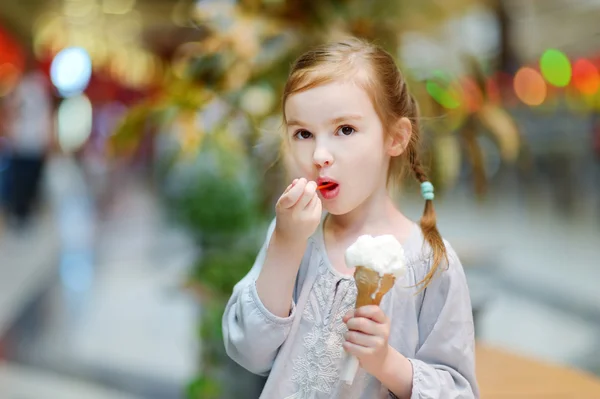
[{"xmin": 344, "ymin": 234, "xmax": 407, "ymax": 277}]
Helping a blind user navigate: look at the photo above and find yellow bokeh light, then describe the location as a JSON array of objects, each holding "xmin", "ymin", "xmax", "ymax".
[
  {"xmin": 102, "ymin": 0, "xmax": 136, "ymax": 15},
  {"xmin": 63, "ymin": 0, "xmax": 98, "ymax": 19}
]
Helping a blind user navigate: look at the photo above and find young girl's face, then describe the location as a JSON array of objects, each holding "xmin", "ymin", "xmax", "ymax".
[{"xmin": 284, "ymin": 80, "xmax": 394, "ymax": 215}]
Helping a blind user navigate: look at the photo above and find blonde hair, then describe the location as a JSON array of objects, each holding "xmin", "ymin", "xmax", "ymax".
[{"xmin": 282, "ymin": 37, "xmax": 447, "ymax": 289}]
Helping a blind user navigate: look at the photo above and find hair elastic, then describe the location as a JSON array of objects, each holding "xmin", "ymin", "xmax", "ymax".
[{"xmin": 420, "ymin": 181, "xmax": 434, "ymax": 201}]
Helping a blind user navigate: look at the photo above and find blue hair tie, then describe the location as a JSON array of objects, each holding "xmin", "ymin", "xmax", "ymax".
[{"xmin": 420, "ymin": 181, "xmax": 434, "ymax": 200}]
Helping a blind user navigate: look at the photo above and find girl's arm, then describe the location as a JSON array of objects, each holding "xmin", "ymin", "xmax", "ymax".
[
  {"xmin": 222, "ymin": 218, "xmax": 304, "ymax": 376},
  {"xmin": 223, "ymin": 178, "xmax": 321, "ymax": 375},
  {"xmin": 378, "ymin": 241, "xmax": 479, "ymax": 398},
  {"xmin": 255, "ymin": 229, "xmax": 307, "ymax": 318}
]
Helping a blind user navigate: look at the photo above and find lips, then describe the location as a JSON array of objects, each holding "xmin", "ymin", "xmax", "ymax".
[{"xmin": 317, "ymin": 177, "xmax": 340, "ymax": 199}]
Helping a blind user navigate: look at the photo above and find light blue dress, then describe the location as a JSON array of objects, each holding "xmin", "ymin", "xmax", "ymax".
[{"xmin": 223, "ymin": 216, "xmax": 479, "ymax": 398}]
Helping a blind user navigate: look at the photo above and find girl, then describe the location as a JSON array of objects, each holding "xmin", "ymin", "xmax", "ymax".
[{"xmin": 223, "ymin": 38, "xmax": 479, "ymax": 399}]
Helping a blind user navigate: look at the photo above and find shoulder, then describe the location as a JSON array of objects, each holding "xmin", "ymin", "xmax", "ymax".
[{"xmin": 404, "ymin": 225, "xmax": 465, "ymax": 284}]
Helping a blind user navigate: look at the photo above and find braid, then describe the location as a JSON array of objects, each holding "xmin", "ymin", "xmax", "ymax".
[
  {"xmin": 409, "ymin": 147, "xmax": 428, "ymax": 183},
  {"xmin": 405, "ymin": 93, "xmax": 448, "ymax": 291}
]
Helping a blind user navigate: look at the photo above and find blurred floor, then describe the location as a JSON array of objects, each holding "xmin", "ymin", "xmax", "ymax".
[
  {"xmin": 0, "ymin": 156, "xmax": 199, "ymax": 399},
  {"xmin": 0, "ymin": 361, "xmax": 141, "ymax": 399},
  {"xmin": 0, "ymin": 206, "xmax": 59, "ymax": 337}
]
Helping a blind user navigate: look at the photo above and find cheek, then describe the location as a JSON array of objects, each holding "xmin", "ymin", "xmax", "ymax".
[
  {"xmin": 287, "ymin": 143, "xmax": 314, "ymax": 172},
  {"xmin": 351, "ymin": 137, "xmax": 388, "ymax": 169},
  {"xmin": 283, "ymin": 154, "xmax": 301, "ymax": 178}
]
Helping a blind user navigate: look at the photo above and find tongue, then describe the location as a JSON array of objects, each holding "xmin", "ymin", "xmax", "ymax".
[{"xmin": 318, "ymin": 182, "xmax": 335, "ymax": 190}]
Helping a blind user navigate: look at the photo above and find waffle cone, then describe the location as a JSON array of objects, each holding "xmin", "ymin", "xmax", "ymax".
[{"xmin": 353, "ymin": 266, "xmax": 396, "ymax": 308}]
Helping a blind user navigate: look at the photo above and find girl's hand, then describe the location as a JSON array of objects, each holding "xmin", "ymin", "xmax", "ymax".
[
  {"xmin": 275, "ymin": 177, "xmax": 322, "ymax": 243},
  {"xmin": 343, "ymin": 305, "xmax": 391, "ymax": 376}
]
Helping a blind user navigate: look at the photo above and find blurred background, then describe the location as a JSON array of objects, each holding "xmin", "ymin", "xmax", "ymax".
[{"xmin": 0, "ymin": 0, "xmax": 599, "ymax": 398}]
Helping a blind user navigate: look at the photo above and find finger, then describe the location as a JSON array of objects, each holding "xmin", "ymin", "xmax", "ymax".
[
  {"xmin": 346, "ymin": 317, "xmax": 380, "ymax": 335},
  {"xmin": 345, "ymin": 330, "xmax": 381, "ymax": 348},
  {"xmin": 277, "ymin": 178, "xmax": 307, "ymax": 208},
  {"xmin": 346, "ymin": 316, "xmax": 385, "ymax": 335},
  {"xmin": 283, "ymin": 178, "xmax": 300, "ymax": 194},
  {"xmin": 343, "ymin": 341, "xmax": 372, "ymax": 357},
  {"xmin": 294, "ymin": 181, "xmax": 317, "ymax": 209},
  {"xmin": 304, "ymin": 189, "xmax": 321, "ymax": 210},
  {"xmin": 343, "ymin": 309, "xmax": 355, "ymax": 323},
  {"xmin": 311, "ymin": 194, "xmax": 322, "ymax": 215},
  {"xmin": 355, "ymin": 305, "xmax": 388, "ymax": 324}
]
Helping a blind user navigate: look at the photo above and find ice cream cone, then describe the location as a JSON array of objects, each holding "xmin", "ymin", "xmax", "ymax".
[
  {"xmin": 353, "ymin": 266, "xmax": 396, "ymax": 308},
  {"xmin": 340, "ymin": 266, "xmax": 396, "ymax": 385},
  {"xmin": 340, "ymin": 234, "xmax": 406, "ymax": 385}
]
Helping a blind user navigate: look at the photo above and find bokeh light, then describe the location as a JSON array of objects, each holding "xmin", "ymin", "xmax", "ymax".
[
  {"xmin": 240, "ymin": 85, "xmax": 275, "ymax": 116},
  {"xmin": 57, "ymin": 94, "xmax": 93, "ymax": 152},
  {"xmin": 486, "ymin": 71, "xmax": 516, "ymax": 105},
  {"xmin": 540, "ymin": 49, "xmax": 571, "ymax": 87},
  {"xmin": 103, "ymin": 0, "xmax": 137, "ymax": 15},
  {"xmin": 50, "ymin": 47, "xmax": 92, "ymax": 97},
  {"xmin": 485, "ymin": 75, "xmax": 500, "ymax": 104},
  {"xmin": 426, "ymin": 71, "xmax": 461, "ymax": 109},
  {"xmin": 514, "ymin": 67, "xmax": 547, "ymax": 106},
  {"xmin": 460, "ymin": 77, "xmax": 484, "ymax": 113},
  {"xmin": 594, "ymin": 91, "xmax": 600, "ymax": 112},
  {"xmin": 572, "ymin": 59, "xmax": 600, "ymax": 95}
]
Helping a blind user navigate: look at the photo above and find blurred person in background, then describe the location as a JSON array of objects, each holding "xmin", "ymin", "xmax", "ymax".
[
  {"xmin": 0, "ymin": 93, "xmax": 9, "ymax": 228},
  {"xmin": 3, "ymin": 55, "xmax": 52, "ymax": 229}
]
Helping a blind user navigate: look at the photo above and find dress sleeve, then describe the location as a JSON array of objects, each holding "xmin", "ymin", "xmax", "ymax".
[
  {"xmin": 404, "ymin": 241, "xmax": 480, "ymax": 398},
  {"xmin": 222, "ymin": 218, "xmax": 297, "ymax": 376}
]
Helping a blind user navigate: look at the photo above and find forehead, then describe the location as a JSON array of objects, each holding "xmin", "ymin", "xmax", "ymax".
[{"xmin": 284, "ymin": 81, "xmax": 377, "ymax": 124}]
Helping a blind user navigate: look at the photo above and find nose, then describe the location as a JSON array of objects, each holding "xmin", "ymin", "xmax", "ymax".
[{"xmin": 313, "ymin": 143, "xmax": 334, "ymax": 168}]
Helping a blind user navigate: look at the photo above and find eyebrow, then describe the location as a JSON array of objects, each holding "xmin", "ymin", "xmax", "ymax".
[{"xmin": 286, "ymin": 114, "xmax": 363, "ymax": 128}]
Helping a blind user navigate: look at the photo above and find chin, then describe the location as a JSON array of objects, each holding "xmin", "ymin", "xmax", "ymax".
[{"xmin": 322, "ymin": 201, "xmax": 354, "ymax": 216}]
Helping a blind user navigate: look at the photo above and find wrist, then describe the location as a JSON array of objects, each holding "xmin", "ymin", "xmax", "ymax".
[
  {"xmin": 262, "ymin": 230, "xmax": 307, "ymax": 280},
  {"xmin": 373, "ymin": 345, "xmax": 413, "ymax": 399},
  {"xmin": 272, "ymin": 228, "xmax": 308, "ymax": 250},
  {"xmin": 367, "ymin": 344, "xmax": 392, "ymax": 379}
]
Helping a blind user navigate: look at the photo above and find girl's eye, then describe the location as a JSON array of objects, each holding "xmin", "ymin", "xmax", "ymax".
[
  {"xmin": 337, "ymin": 125, "xmax": 356, "ymax": 136},
  {"xmin": 295, "ymin": 130, "xmax": 313, "ymax": 140}
]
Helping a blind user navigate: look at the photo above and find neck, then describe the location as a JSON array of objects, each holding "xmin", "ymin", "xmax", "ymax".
[{"xmin": 326, "ymin": 185, "xmax": 412, "ymax": 240}]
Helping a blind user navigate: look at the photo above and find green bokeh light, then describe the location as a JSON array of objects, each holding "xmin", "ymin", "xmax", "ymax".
[
  {"xmin": 540, "ymin": 49, "xmax": 572, "ymax": 87},
  {"xmin": 426, "ymin": 71, "xmax": 461, "ymax": 109}
]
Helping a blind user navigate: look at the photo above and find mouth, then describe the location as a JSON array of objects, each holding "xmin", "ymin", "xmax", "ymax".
[
  {"xmin": 317, "ymin": 178, "xmax": 340, "ymax": 198},
  {"xmin": 317, "ymin": 181, "xmax": 337, "ymax": 190}
]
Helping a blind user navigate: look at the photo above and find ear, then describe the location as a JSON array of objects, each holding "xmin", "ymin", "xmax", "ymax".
[{"xmin": 387, "ymin": 117, "xmax": 412, "ymax": 157}]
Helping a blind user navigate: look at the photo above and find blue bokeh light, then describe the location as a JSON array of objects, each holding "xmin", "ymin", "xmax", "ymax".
[{"xmin": 50, "ymin": 47, "xmax": 92, "ymax": 97}]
